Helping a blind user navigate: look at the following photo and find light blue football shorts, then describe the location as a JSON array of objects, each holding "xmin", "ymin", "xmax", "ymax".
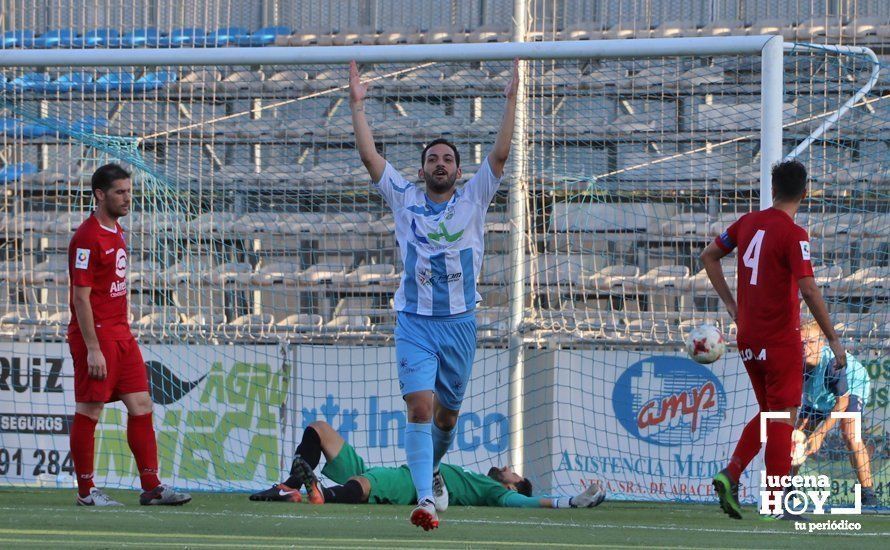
[{"xmin": 394, "ymin": 310, "xmax": 477, "ymax": 411}]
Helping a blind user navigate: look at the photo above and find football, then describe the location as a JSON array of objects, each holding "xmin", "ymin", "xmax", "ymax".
[{"xmin": 685, "ymin": 324, "xmax": 726, "ymax": 364}]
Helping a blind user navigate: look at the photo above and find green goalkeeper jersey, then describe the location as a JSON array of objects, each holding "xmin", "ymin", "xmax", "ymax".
[{"xmin": 439, "ymin": 463, "xmax": 514, "ymax": 506}]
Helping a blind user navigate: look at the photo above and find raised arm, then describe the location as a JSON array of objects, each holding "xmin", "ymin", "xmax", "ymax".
[
  {"xmin": 487, "ymin": 58, "xmax": 520, "ymax": 179},
  {"xmin": 349, "ymin": 60, "xmax": 386, "ymax": 183},
  {"xmin": 799, "ymin": 276, "xmax": 846, "ymax": 368},
  {"xmin": 700, "ymin": 242, "xmax": 738, "ymax": 322}
]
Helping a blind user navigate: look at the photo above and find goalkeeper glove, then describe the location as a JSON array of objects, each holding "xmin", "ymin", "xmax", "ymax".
[{"xmin": 569, "ymin": 483, "xmax": 606, "ymax": 508}]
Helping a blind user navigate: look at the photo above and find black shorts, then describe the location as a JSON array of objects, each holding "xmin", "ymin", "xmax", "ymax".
[{"xmin": 799, "ymin": 394, "xmax": 862, "ymax": 431}]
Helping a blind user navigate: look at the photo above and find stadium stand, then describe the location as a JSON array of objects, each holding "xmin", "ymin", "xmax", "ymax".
[
  {"xmin": 192, "ymin": 27, "xmax": 248, "ymax": 47},
  {"xmin": 0, "ymin": 7, "xmax": 885, "ymax": 346}
]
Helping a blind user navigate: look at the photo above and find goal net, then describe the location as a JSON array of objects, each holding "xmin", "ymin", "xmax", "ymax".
[{"xmin": 0, "ymin": 39, "xmax": 885, "ymax": 507}]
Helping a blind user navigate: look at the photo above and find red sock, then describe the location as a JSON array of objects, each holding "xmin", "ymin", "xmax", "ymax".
[
  {"xmin": 725, "ymin": 414, "xmax": 763, "ymax": 482},
  {"xmin": 765, "ymin": 421, "xmax": 794, "ymax": 480},
  {"xmin": 70, "ymin": 413, "xmax": 98, "ymax": 498},
  {"xmin": 127, "ymin": 413, "xmax": 161, "ymax": 491}
]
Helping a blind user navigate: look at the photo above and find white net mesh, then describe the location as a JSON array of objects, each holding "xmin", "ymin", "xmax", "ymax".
[{"xmin": 0, "ymin": 42, "xmax": 886, "ymax": 506}]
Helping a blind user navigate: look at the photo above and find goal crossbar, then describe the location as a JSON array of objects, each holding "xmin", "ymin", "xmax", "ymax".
[{"xmin": 0, "ymin": 36, "xmax": 781, "ymax": 66}]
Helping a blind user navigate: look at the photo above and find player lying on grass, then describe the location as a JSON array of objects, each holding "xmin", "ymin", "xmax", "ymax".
[
  {"xmin": 794, "ymin": 320, "xmax": 878, "ymax": 506},
  {"xmin": 250, "ymin": 421, "xmax": 605, "ymax": 526}
]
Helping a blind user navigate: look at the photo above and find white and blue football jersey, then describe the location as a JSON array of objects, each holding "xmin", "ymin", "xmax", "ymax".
[{"xmin": 374, "ymin": 158, "xmax": 501, "ymax": 316}]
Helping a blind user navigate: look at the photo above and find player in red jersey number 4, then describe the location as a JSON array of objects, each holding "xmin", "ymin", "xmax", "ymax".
[
  {"xmin": 68, "ymin": 164, "xmax": 190, "ymax": 507},
  {"xmin": 700, "ymin": 160, "xmax": 846, "ymax": 521}
]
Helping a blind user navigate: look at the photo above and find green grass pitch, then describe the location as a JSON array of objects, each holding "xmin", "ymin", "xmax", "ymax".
[{"xmin": 0, "ymin": 489, "xmax": 887, "ymax": 549}]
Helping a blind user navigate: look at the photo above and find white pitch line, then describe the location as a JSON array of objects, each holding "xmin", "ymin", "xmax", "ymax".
[
  {"xmin": 0, "ymin": 506, "xmax": 886, "ymax": 537},
  {"xmin": 0, "ymin": 538, "xmax": 303, "ymax": 549}
]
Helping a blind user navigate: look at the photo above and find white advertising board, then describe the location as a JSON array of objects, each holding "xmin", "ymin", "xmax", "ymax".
[
  {"xmin": 294, "ymin": 345, "xmax": 512, "ymax": 483},
  {"xmin": 0, "ymin": 342, "xmax": 287, "ymax": 490},
  {"xmin": 550, "ymin": 350, "xmax": 765, "ymax": 503}
]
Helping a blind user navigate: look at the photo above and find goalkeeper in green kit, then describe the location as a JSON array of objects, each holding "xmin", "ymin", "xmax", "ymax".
[{"xmin": 250, "ymin": 421, "xmax": 605, "ymax": 519}]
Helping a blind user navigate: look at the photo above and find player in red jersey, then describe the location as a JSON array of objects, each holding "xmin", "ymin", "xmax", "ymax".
[
  {"xmin": 68, "ymin": 163, "xmax": 190, "ymax": 507},
  {"xmin": 700, "ymin": 160, "xmax": 845, "ymax": 520}
]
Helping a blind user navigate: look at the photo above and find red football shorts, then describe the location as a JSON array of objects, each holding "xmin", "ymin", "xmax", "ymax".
[
  {"xmin": 69, "ymin": 335, "xmax": 149, "ymax": 403},
  {"xmin": 737, "ymin": 340, "xmax": 804, "ymax": 411}
]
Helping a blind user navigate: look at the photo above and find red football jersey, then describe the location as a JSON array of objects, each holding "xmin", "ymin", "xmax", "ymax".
[
  {"xmin": 714, "ymin": 207, "xmax": 814, "ymax": 346},
  {"xmin": 68, "ymin": 213, "xmax": 132, "ymax": 340}
]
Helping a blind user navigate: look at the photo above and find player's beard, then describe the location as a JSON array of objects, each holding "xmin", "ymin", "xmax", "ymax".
[
  {"xmin": 423, "ymin": 169, "xmax": 458, "ymax": 194},
  {"xmin": 108, "ymin": 202, "xmax": 130, "ymax": 219}
]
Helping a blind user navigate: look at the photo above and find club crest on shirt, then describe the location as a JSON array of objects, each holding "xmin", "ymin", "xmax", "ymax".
[{"xmin": 115, "ymin": 249, "xmax": 128, "ymax": 278}]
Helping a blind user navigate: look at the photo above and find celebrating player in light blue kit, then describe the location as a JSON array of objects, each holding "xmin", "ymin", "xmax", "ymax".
[
  {"xmin": 796, "ymin": 320, "xmax": 878, "ymax": 506},
  {"xmin": 349, "ymin": 59, "xmax": 519, "ymax": 530}
]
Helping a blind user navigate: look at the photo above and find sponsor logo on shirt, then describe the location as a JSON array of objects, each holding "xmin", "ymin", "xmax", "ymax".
[
  {"xmin": 398, "ymin": 357, "xmax": 417, "ymax": 375},
  {"xmin": 800, "ymin": 241, "xmax": 811, "ymax": 261},
  {"xmin": 115, "ymin": 249, "xmax": 127, "ymax": 278},
  {"xmin": 417, "ymin": 269, "xmax": 463, "ymax": 286},
  {"xmin": 428, "ymin": 222, "xmax": 464, "ymax": 243},
  {"xmin": 74, "ymin": 248, "xmax": 90, "ymax": 269},
  {"xmin": 105, "ymin": 248, "xmax": 115, "ymax": 255},
  {"xmin": 109, "ymin": 280, "xmax": 128, "ymax": 297},
  {"xmin": 410, "ymin": 219, "xmax": 465, "ymax": 246}
]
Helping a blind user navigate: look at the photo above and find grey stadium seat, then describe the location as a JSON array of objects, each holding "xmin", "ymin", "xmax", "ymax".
[
  {"xmin": 340, "ymin": 263, "xmax": 399, "ymax": 285},
  {"xmin": 749, "ymin": 18, "xmax": 795, "ymax": 40},
  {"xmin": 273, "ymin": 313, "xmax": 324, "ymax": 333},
  {"xmin": 251, "ymin": 260, "xmax": 303, "ymax": 286},
  {"xmin": 630, "ymin": 265, "xmax": 690, "ymax": 292},
  {"xmin": 661, "ymin": 212, "xmax": 711, "ymax": 237},
  {"xmin": 680, "ymin": 65, "xmax": 725, "ymax": 86},
  {"xmin": 192, "ymin": 212, "xmax": 241, "ymax": 234},
  {"xmin": 298, "ymin": 259, "xmax": 350, "ymax": 283},
  {"xmin": 215, "ymin": 69, "xmax": 265, "ymax": 94},
  {"xmin": 174, "ymin": 69, "xmax": 221, "ymax": 95},
  {"xmin": 651, "ymin": 20, "xmax": 697, "ymax": 38},
  {"xmin": 325, "ymin": 315, "xmax": 372, "ymax": 330},
  {"xmin": 835, "ymin": 266, "xmax": 889, "ymax": 294},
  {"xmin": 422, "ymin": 27, "xmax": 467, "ymax": 44},
  {"xmin": 263, "ymin": 69, "xmax": 310, "ymax": 93},
  {"xmin": 700, "ymin": 19, "xmax": 746, "ymax": 37},
  {"xmin": 558, "ymin": 23, "xmax": 605, "ymax": 41},
  {"xmin": 602, "ymin": 21, "xmax": 650, "ymax": 40},
  {"xmin": 589, "ymin": 265, "xmax": 640, "ymax": 293},
  {"xmin": 201, "ymin": 262, "xmax": 253, "ymax": 286}
]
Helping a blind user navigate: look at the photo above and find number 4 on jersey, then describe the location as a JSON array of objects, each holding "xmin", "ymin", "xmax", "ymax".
[{"xmin": 742, "ymin": 229, "xmax": 765, "ymax": 285}]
